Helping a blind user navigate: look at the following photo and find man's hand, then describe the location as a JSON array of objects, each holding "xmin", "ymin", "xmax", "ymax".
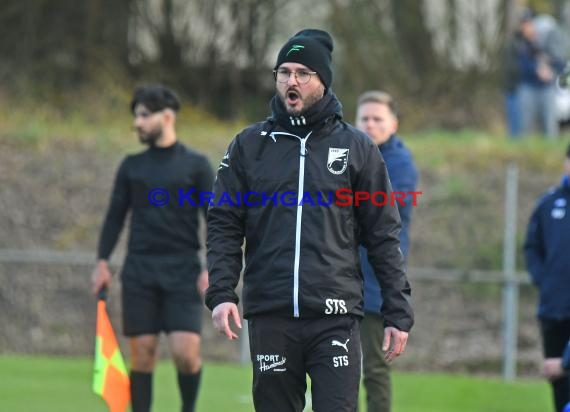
[
  {"xmin": 212, "ymin": 302, "xmax": 242, "ymax": 340},
  {"xmin": 542, "ymin": 358, "xmax": 566, "ymax": 381},
  {"xmin": 91, "ymin": 260, "xmax": 112, "ymax": 295},
  {"xmin": 383, "ymin": 326, "xmax": 408, "ymax": 362},
  {"xmin": 537, "ymin": 58, "xmax": 555, "ymax": 82},
  {"xmin": 197, "ymin": 269, "xmax": 209, "ymax": 298}
]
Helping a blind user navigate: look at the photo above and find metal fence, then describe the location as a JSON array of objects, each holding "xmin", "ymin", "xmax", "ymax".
[
  {"xmin": 0, "ymin": 163, "xmax": 542, "ymax": 378},
  {"xmin": 0, "ymin": 248, "xmax": 540, "ymax": 380}
]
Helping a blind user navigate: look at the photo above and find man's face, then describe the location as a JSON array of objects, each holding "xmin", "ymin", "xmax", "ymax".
[
  {"xmin": 355, "ymin": 102, "xmax": 398, "ymax": 145},
  {"xmin": 564, "ymin": 157, "xmax": 570, "ymax": 177},
  {"xmin": 276, "ymin": 62, "xmax": 325, "ymax": 116},
  {"xmin": 520, "ymin": 20, "xmax": 536, "ymax": 42},
  {"xmin": 133, "ymin": 104, "xmax": 164, "ymax": 145}
]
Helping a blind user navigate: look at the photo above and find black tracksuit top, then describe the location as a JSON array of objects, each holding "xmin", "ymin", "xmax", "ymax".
[
  {"xmin": 206, "ymin": 118, "xmax": 414, "ymax": 332},
  {"xmin": 97, "ymin": 141, "xmax": 214, "ymax": 264}
]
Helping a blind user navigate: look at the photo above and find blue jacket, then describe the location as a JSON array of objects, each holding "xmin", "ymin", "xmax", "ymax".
[
  {"xmin": 516, "ymin": 35, "xmax": 566, "ymax": 88},
  {"xmin": 524, "ymin": 176, "xmax": 570, "ymax": 320},
  {"xmin": 563, "ymin": 340, "xmax": 570, "ymax": 371},
  {"xmin": 360, "ymin": 134, "xmax": 418, "ymax": 314}
]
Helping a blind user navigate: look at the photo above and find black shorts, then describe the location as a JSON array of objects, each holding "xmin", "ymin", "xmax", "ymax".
[
  {"xmin": 248, "ymin": 315, "xmax": 361, "ymax": 412},
  {"xmin": 121, "ymin": 255, "xmax": 203, "ymax": 337}
]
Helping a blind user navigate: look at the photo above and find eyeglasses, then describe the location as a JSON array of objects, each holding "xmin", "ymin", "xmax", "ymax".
[{"xmin": 273, "ymin": 68, "xmax": 317, "ymax": 85}]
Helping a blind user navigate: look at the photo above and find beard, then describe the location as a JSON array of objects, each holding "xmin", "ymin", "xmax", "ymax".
[
  {"xmin": 137, "ymin": 127, "xmax": 162, "ymax": 145},
  {"xmin": 278, "ymin": 84, "xmax": 325, "ymax": 116}
]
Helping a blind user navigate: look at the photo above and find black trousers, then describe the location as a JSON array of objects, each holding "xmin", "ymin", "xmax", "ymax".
[
  {"xmin": 540, "ymin": 317, "xmax": 570, "ymax": 412},
  {"xmin": 248, "ymin": 315, "xmax": 361, "ymax": 412}
]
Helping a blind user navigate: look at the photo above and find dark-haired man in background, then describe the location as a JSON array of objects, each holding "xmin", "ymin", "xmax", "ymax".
[{"xmin": 91, "ymin": 84, "xmax": 214, "ymax": 412}]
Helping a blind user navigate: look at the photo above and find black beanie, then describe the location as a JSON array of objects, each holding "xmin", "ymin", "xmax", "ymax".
[{"xmin": 274, "ymin": 29, "xmax": 334, "ymax": 89}]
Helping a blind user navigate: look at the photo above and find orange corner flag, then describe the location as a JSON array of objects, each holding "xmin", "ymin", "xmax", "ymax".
[{"xmin": 93, "ymin": 293, "xmax": 130, "ymax": 412}]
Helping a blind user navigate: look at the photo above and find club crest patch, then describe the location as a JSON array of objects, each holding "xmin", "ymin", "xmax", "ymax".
[
  {"xmin": 327, "ymin": 148, "xmax": 349, "ymax": 175},
  {"xmin": 551, "ymin": 208, "xmax": 566, "ymax": 219},
  {"xmin": 554, "ymin": 198, "xmax": 567, "ymax": 208}
]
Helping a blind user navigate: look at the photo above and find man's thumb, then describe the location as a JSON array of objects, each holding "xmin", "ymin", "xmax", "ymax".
[
  {"xmin": 231, "ymin": 306, "xmax": 242, "ymax": 329},
  {"xmin": 382, "ymin": 329, "xmax": 391, "ymax": 351}
]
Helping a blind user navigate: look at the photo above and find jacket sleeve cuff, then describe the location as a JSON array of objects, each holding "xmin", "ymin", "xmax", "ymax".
[
  {"xmin": 383, "ymin": 317, "xmax": 413, "ymax": 332},
  {"xmin": 206, "ymin": 294, "xmax": 239, "ymax": 312}
]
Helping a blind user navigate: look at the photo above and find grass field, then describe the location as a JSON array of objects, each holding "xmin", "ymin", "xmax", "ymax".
[{"xmin": 0, "ymin": 355, "xmax": 553, "ymax": 412}]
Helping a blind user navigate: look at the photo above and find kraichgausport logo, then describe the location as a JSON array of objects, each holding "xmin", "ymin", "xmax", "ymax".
[
  {"xmin": 327, "ymin": 148, "xmax": 349, "ymax": 175},
  {"xmin": 147, "ymin": 188, "xmax": 422, "ymax": 207}
]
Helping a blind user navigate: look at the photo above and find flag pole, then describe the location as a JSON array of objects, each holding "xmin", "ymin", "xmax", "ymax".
[{"xmin": 93, "ymin": 286, "xmax": 130, "ymax": 412}]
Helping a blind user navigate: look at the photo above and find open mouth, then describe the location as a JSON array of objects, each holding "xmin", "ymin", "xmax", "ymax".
[{"xmin": 286, "ymin": 90, "xmax": 300, "ymax": 105}]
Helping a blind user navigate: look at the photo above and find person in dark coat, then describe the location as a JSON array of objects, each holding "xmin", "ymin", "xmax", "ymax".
[
  {"xmin": 525, "ymin": 144, "xmax": 570, "ymax": 412},
  {"xmin": 356, "ymin": 90, "xmax": 418, "ymax": 412}
]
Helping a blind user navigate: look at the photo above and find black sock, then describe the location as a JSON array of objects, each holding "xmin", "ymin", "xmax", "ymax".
[
  {"xmin": 177, "ymin": 369, "xmax": 202, "ymax": 412},
  {"xmin": 130, "ymin": 371, "xmax": 152, "ymax": 412}
]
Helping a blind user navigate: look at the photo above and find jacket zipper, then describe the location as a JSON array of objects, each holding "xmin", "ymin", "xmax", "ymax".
[{"xmin": 270, "ymin": 131, "xmax": 312, "ymax": 317}]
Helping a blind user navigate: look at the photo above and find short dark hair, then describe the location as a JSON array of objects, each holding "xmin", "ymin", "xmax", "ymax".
[
  {"xmin": 130, "ymin": 84, "xmax": 180, "ymax": 114},
  {"xmin": 357, "ymin": 90, "xmax": 399, "ymax": 118},
  {"xmin": 519, "ymin": 7, "xmax": 535, "ymax": 24}
]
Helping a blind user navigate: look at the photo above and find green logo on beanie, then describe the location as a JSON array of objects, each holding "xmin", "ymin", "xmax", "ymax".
[{"xmin": 286, "ymin": 44, "xmax": 305, "ymax": 56}]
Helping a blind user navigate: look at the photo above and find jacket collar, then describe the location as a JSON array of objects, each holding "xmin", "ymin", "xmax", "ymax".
[{"xmin": 378, "ymin": 134, "xmax": 401, "ymax": 152}]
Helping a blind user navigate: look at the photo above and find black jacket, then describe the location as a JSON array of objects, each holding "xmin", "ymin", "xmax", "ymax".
[{"xmin": 206, "ymin": 93, "xmax": 413, "ymax": 331}]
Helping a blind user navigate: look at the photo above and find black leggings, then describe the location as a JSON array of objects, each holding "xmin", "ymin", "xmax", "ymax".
[{"xmin": 540, "ymin": 317, "xmax": 570, "ymax": 412}]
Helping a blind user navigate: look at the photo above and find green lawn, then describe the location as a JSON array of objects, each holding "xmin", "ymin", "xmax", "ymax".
[{"xmin": 0, "ymin": 355, "xmax": 553, "ymax": 411}]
